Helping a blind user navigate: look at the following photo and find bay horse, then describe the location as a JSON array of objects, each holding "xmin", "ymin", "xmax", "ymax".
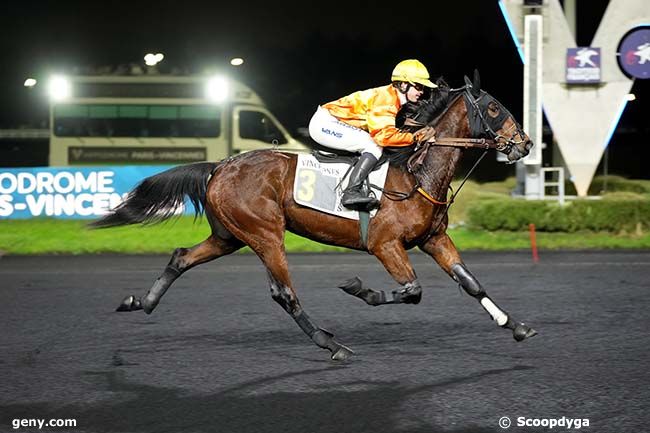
[{"xmin": 92, "ymin": 73, "xmax": 536, "ymax": 361}]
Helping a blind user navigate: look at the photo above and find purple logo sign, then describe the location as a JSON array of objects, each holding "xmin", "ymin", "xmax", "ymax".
[
  {"xmin": 567, "ymin": 47, "xmax": 601, "ymax": 83},
  {"xmin": 617, "ymin": 27, "xmax": 650, "ymax": 79}
]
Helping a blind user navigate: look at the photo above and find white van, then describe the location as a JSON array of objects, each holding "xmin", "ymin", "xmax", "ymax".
[{"xmin": 48, "ymin": 74, "xmax": 309, "ymax": 166}]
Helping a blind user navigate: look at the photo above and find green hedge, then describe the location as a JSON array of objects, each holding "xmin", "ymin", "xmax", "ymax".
[{"xmin": 467, "ymin": 198, "xmax": 650, "ymax": 232}]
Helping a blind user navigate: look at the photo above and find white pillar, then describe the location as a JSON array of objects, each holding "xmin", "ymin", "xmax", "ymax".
[{"xmin": 523, "ymin": 12, "xmax": 543, "ymax": 199}]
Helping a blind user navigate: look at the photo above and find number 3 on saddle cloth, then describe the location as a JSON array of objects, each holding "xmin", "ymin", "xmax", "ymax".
[{"xmin": 293, "ymin": 153, "xmax": 390, "ymax": 220}]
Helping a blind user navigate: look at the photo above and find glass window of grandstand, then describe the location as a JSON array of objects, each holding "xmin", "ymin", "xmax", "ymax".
[
  {"xmin": 53, "ymin": 104, "xmax": 221, "ymax": 137},
  {"xmin": 238, "ymin": 110, "xmax": 287, "ymax": 144}
]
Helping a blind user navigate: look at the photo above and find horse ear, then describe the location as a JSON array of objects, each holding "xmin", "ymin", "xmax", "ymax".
[
  {"xmin": 464, "ymin": 75, "xmax": 472, "ymax": 87},
  {"xmin": 473, "ymin": 69, "xmax": 481, "ymax": 93}
]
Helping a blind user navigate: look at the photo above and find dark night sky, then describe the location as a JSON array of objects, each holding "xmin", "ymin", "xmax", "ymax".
[{"xmin": 1, "ymin": 0, "xmax": 647, "ymax": 176}]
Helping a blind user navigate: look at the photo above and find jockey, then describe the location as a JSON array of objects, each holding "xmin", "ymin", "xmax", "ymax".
[{"xmin": 308, "ymin": 59, "xmax": 438, "ymax": 211}]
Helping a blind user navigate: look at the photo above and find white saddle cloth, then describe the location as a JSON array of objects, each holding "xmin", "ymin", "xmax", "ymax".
[{"xmin": 293, "ymin": 153, "xmax": 390, "ymax": 220}]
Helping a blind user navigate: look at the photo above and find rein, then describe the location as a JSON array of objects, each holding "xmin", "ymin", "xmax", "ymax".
[
  {"xmin": 373, "ymin": 144, "xmax": 488, "ymax": 207},
  {"xmin": 431, "ymin": 137, "xmax": 501, "ymax": 150}
]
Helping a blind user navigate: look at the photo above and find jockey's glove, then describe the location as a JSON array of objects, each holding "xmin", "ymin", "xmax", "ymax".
[{"xmin": 414, "ymin": 126, "xmax": 437, "ymax": 144}]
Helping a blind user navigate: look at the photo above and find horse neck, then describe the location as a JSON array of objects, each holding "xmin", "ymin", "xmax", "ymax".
[{"xmin": 419, "ymin": 98, "xmax": 471, "ymax": 199}]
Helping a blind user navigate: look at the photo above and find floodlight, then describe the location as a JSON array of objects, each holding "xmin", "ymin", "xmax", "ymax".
[
  {"xmin": 48, "ymin": 76, "xmax": 71, "ymax": 101},
  {"xmin": 206, "ymin": 76, "xmax": 229, "ymax": 102},
  {"xmin": 144, "ymin": 53, "xmax": 165, "ymax": 66},
  {"xmin": 625, "ymin": 93, "xmax": 636, "ymax": 101},
  {"xmin": 230, "ymin": 58, "xmax": 244, "ymax": 66},
  {"xmin": 24, "ymin": 78, "xmax": 37, "ymax": 87}
]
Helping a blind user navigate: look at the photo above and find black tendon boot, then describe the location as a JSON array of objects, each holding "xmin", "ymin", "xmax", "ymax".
[{"xmin": 341, "ymin": 152, "xmax": 380, "ymax": 211}]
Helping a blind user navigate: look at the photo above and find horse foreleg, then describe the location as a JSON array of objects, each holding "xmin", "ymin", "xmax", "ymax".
[
  {"xmin": 116, "ymin": 235, "xmax": 242, "ymax": 314},
  {"xmin": 419, "ymin": 233, "xmax": 537, "ymax": 342},
  {"xmin": 339, "ymin": 240, "xmax": 422, "ymax": 306}
]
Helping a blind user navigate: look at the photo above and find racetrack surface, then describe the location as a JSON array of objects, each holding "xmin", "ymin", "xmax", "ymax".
[{"xmin": 1, "ymin": 251, "xmax": 649, "ymax": 433}]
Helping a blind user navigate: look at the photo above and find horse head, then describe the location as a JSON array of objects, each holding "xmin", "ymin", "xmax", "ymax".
[
  {"xmin": 398, "ymin": 72, "xmax": 533, "ymax": 163},
  {"xmin": 462, "ymin": 71, "xmax": 533, "ymax": 162}
]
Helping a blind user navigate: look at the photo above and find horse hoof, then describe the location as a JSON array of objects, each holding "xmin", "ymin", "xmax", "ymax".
[
  {"xmin": 399, "ymin": 290, "xmax": 422, "ymax": 305},
  {"xmin": 139, "ymin": 294, "xmax": 160, "ymax": 314},
  {"xmin": 331, "ymin": 344, "xmax": 354, "ymax": 361},
  {"xmin": 116, "ymin": 295, "xmax": 142, "ymax": 312},
  {"xmin": 513, "ymin": 323, "xmax": 538, "ymax": 342}
]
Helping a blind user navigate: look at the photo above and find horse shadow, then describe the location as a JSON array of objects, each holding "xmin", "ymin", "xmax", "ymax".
[{"xmin": 1, "ymin": 365, "xmax": 533, "ymax": 433}]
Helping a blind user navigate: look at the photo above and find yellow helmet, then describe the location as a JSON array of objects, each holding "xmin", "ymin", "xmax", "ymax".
[{"xmin": 391, "ymin": 59, "xmax": 437, "ymax": 88}]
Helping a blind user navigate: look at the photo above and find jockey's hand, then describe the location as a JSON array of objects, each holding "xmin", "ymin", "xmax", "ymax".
[{"xmin": 414, "ymin": 126, "xmax": 436, "ymax": 144}]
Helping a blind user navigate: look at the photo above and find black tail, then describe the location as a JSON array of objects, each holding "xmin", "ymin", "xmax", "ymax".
[{"xmin": 89, "ymin": 162, "xmax": 219, "ymax": 228}]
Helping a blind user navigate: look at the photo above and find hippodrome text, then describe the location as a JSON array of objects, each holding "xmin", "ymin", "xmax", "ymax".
[{"xmin": 0, "ymin": 171, "xmax": 124, "ymax": 217}]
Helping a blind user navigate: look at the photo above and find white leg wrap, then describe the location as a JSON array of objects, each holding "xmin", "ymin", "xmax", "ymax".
[{"xmin": 480, "ymin": 297, "xmax": 509, "ymax": 326}]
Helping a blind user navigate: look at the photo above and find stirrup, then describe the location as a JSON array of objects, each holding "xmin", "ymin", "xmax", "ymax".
[
  {"xmin": 341, "ymin": 195, "xmax": 379, "ymax": 211},
  {"xmin": 342, "ymin": 184, "xmax": 378, "ymax": 204}
]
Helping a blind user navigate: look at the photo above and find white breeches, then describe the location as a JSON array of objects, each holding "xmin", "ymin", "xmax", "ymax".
[{"xmin": 308, "ymin": 106, "xmax": 383, "ymax": 158}]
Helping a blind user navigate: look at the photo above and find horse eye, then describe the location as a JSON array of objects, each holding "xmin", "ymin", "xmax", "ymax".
[{"xmin": 487, "ymin": 102, "xmax": 500, "ymax": 118}]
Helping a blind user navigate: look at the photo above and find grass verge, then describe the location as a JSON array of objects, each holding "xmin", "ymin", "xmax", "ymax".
[{"xmin": 1, "ymin": 217, "xmax": 648, "ymax": 255}]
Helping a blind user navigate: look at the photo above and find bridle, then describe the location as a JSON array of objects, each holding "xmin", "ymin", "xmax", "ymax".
[
  {"xmin": 402, "ymin": 85, "xmax": 527, "ymax": 156},
  {"xmin": 461, "ymin": 85, "xmax": 528, "ymax": 156}
]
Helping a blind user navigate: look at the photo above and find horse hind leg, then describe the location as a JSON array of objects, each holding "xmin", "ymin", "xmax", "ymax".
[{"xmin": 116, "ymin": 235, "xmax": 242, "ymax": 314}]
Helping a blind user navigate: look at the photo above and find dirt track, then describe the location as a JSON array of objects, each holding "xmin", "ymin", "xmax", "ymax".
[{"xmin": 1, "ymin": 251, "xmax": 649, "ymax": 432}]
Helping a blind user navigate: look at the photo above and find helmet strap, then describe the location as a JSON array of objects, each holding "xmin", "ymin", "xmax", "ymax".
[{"xmin": 394, "ymin": 81, "xmax": 410, "ymax": 94}]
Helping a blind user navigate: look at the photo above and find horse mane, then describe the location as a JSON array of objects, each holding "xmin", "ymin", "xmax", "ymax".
[
  {"xmin": 387, "ymin": 77, "xmax": 452, "ymax": 169},
  {"xmin": 395, "ymin": 77, "xmax": 451, "ymax": 129}
]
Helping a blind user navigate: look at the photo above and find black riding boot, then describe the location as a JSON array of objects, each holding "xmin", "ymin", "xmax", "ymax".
[{"xmin": 341, "ymin": 152, "xmax": 380, "ymax": 211}]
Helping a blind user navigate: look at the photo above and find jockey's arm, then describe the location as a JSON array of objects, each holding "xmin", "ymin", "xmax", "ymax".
[{"xmin": 368, "ymin": 108, "xmax": 415, "ymax": 148}]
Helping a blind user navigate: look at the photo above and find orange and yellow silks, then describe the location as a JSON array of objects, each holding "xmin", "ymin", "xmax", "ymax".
[{"xmin": 322, "ymin": 85, "xmax": 415, "ymax": 148}]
